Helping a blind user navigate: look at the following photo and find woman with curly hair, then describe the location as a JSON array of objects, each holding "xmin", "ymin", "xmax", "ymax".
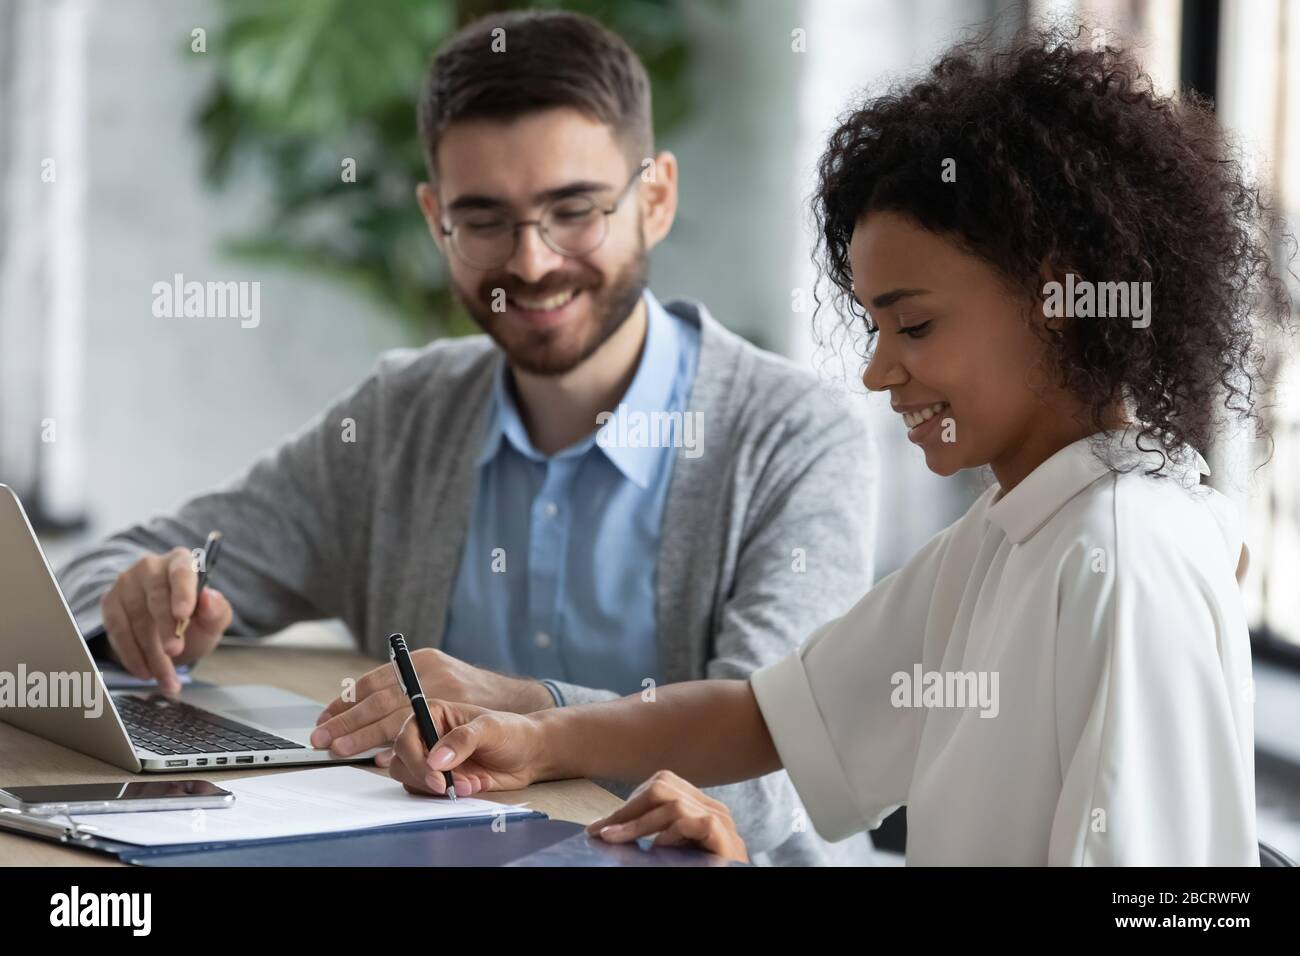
[{"xmin": 385, "ymin": 27, "xmax": 1291, "ymax": 865}]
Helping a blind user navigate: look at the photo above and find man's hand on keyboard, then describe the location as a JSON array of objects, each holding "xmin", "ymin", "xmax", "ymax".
[{"xmin": 99, "ymin": 547, "xmax": 233, "ymax": 696}]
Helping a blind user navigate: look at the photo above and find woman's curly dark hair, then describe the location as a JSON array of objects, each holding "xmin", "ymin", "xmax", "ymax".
[{"xmin": 813, "ymin": 24, "xmax": 1294, "ymax": 472}]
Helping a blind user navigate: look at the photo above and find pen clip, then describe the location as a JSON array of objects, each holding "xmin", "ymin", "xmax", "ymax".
[
  {"xmin": 198, "ymin": 530, "xmax": 223, "ymax": 576},
  {"xmin": 0, "ymin": 807, "xmax": 91, "ymax": 842},
  {"xmin": 389, "ymin": 648, "xmax": 407, "ymax": 695}
]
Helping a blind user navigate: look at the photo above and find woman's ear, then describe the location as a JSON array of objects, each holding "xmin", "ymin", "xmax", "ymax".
[{"xmin": 1036, "ymin": 259, "xmax": 1075, "ymax": 334}]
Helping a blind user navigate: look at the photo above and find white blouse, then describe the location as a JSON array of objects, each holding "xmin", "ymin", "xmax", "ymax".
[{"xmin": 752, "ymin": 430, "xmax": 1257, "ymax": 865}]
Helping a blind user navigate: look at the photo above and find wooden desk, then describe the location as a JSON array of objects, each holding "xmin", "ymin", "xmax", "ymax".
[{"xmin": 0, "ymin": 640, "xmax": 622, "ymax": 865}]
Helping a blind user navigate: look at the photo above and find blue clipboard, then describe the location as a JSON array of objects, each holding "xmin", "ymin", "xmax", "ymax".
[
  {"xmin": 1, "ymin": 804, "xmax": 557, "ymax": 866},
  {"xmin": 126, "ymin": 812, "xmax": 569, "ymax": 866},
  {"xmin": 3, "ymin": 805, "xmax": 736, "ymax": 866}
]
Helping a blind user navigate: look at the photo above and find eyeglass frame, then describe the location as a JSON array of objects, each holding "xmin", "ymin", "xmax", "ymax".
[{"xmin": 438, "ymin": 167, "xmax": 645, "ymax": 269}]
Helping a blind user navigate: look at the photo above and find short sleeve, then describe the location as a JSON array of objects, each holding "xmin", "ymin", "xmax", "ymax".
[
  {"xmin": 1049, "ymin": 486, "xmax": 1257, "ymax": 865},
  {"xmin": 751, "ymin": 525, "xmax": 952, "ymax": 842}
]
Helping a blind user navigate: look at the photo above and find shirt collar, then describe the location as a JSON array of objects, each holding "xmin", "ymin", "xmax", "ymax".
[
  {"xmin": 475, "ymin": 361, "xmax": 538, "ymax": 466},
  {"xmin": 593, "ymin": 289, "xmax": 681, "ymax": 488},
  {"xmin": 985, "ymin": 428, "xmax": 1211, "ymax": 544},
  {"xmin": 475, "ymin": 289, "xmax": 681, "ymax": 485}
]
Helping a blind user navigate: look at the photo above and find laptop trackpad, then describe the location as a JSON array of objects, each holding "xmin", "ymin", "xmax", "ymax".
[{"xmin": 225, "ymin": 705, "xmax": 322, "ymax": 730}]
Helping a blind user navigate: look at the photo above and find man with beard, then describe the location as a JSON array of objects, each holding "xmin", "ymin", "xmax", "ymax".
[{"xmin": 59, "ymin": 10, "xmax": 878, "ymax": 865}]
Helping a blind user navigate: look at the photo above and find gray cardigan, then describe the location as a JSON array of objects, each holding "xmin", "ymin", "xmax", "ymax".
[{"xmin": 59, "ymin": 299, "xmax": 880, "ymax": 865}]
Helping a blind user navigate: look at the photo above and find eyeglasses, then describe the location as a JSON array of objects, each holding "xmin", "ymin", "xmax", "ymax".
[{"xmin": 440, "ymin": 168, "xmax": 643, "ymax": 270}]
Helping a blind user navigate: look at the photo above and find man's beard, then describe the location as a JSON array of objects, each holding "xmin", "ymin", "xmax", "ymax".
[{"xmin": 451, "ymin": 245, "xmax": 649, "ymax": 377}]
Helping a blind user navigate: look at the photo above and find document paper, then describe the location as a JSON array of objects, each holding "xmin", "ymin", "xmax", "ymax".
[{"xmin": 68, "ymin": 766, "xmax": 532, "ymax": 847}]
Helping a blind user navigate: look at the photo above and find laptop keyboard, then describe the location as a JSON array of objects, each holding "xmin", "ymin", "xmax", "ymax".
[{"xmin": 116, "ymin": 694, "xmax": 306, "ymax": 755}]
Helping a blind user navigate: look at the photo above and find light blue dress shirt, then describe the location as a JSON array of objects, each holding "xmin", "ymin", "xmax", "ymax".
[{"xmin": 442, "ymin": 290, "xmax": 701, "ymax": 702}]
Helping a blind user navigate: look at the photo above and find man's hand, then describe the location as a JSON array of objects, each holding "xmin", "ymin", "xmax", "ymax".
[
  {"xmin": 585, "ymin": 770, "xmax": 750, "ymax": 863},
  {"xmin": 311, "ymin": 648, "xmax": 554, "ymax": 756},
  {"xmin": 99, "ymin": 548, "xmax": 232, "ymax": 696},
  {"xmin": 388, "ymin": 700, "xmax": 546, "ymax": 796}
]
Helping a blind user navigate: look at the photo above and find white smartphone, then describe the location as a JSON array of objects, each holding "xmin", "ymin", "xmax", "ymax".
[{"xmin": 0, "ymin": 780, "xmax": 234, "ymax": 815}]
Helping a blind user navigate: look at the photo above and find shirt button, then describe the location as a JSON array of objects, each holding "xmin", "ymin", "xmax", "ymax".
[
  {"xmin": 543, "ymin": 502, "xmax": 558, "ymax": 518},
  {"xmin": 534, "ymin": 631, "xmax": 552, "ymax": 649}
]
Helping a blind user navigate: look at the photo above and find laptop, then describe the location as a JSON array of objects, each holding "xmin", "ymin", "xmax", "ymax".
[{"xmin": 0, "ymin": 484, "xmax": 379, "ymax": 772}]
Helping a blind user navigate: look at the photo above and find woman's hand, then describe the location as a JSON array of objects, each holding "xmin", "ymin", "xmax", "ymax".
[
  {"xmin": 585, "ymin": 770, "xmax": 749, "ymax": 863},
  {"xmin": 387, "ymin": 699, "xmax": 547, "ymax": 796},
  {"xmin": 312, "ymin": 648, "xmax": 554, "ymax": 757}
]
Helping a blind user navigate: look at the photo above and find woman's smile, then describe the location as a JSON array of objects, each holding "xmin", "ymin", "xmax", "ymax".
[{"xmin": 894, "ymin": 400, "xmax": 950, "ymax": 443}]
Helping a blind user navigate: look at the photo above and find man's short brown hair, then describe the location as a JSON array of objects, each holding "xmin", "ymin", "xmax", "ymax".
[{"xmin": 418, "ymin": 9, "xmax": 653, "ymax": 179}]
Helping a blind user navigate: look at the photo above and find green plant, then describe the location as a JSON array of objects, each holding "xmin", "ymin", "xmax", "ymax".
[{"xmin": 194, "ymin": 0, "xmax": 703, "ymax": 337}]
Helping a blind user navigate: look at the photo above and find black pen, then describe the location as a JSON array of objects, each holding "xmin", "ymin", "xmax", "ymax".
[
  {"xmin": 176, "ymin": 531, "xmax": 223, "ymax": 639},
  {"xmin": 81, "ymin": 530, "xmax": 224, "ymax": 646},
  {"xmin": 388, "ymin": 633, "xmax": 457, "ymax": 800}
]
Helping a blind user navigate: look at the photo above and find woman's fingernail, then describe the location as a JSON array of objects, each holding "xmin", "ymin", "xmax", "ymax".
[
  {"xmin": 430, "ymin": 747, "xmax": 455, "ymax": 768},
  {"xmin": 310, "ymin": 728, "xmax": 331, "ymax": 747},
  {"xmin": 599, "ymin": 825, "xmax": 624, "ymax": 839}
]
